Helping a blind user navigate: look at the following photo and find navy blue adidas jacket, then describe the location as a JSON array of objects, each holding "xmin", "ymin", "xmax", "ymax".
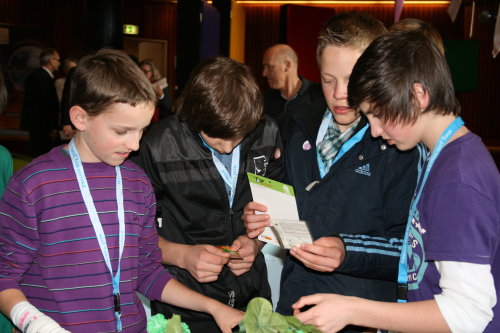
[{"xmin": 277, "ymin": 97, "xmax": 419, "ymax": 325}]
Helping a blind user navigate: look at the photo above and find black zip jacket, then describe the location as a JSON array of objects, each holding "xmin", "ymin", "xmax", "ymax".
[
  {"xmin": 277, "ymin": 97, "xmax": 419, "ymax": 331},
  {"xmin": 132, "ymin": 115, "xmax": 284, "ymax": 330}
]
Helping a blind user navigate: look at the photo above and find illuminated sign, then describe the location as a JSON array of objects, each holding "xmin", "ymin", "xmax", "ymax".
[{"xmin": 123, "ymin": 24, "xmax": 139, "ymax": 35}]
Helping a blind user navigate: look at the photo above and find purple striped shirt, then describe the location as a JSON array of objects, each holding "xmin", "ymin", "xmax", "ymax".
[{"xmin": 0, "ymin": 146, "xmax": 173, "ymax": 332}]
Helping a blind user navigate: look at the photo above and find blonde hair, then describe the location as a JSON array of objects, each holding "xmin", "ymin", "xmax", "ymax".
[
  {"xmin": 390, "ymin": 18, "xmax": 445, "ymax": 55},
  {"xmin": 317, "ymin": 11, "xmax": 387, "ymax": 63}
]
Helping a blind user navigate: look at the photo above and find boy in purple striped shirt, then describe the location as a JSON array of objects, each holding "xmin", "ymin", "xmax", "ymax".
[{"xmin": 0, "ymin": 48, "xmax": 243, "ymax": 333}]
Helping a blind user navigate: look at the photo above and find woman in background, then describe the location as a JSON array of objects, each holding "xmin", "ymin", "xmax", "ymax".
[{"xmin": 139, "ymin": 58, "xmax": 172, "ymax": 121}]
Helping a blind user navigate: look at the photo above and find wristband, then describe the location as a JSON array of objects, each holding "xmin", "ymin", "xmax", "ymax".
[{"xmin": 11, "ymin": 301, "xmax": 69, "ymax": 333}]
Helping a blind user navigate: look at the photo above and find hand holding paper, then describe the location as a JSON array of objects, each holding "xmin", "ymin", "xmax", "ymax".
[
  {"xmin": 242, "ymin": 201, "xmax": 270, "ymax": 239},
  {"xmin": 247, "ymin": 173, "xmax": 313, "ymax": 249},
  {"xmin": 290, "ymin": 236, "xmax": 346, "ymax": 272}
]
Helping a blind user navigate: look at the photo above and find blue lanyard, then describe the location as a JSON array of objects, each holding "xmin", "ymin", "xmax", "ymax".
[
  {"xmin": 396, "ymin": 117, "xmax": 464, "ymax": 302},
  {"xmin": 316, "ymin": 112, "xmax": 369, "ymax": 178},
  {"xmin": 69, "ymin": 139, "xmax": 125, "ymax": 331},
  {"xmin": 201, "ymin": 138, "xmax": 241, "ymax": 208}
]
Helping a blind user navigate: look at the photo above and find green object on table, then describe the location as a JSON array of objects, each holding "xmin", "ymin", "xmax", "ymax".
[
  {"xmin": 238, "ymin": 297, "xmax": 320, "ymax": 333},
  {"xmin": 147, "ymin": 313, "xmax": 191, "ymax": 333}
]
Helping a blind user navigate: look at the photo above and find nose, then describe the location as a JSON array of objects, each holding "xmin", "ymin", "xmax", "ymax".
[
  {"xmin": 333, "ymin": 81, "xmax": 348, "ymax": 100},
  {"xmin": 126, "ymin": 133, "xmax": 141, "ymax": 152},
  {"xmin": 219, "ymin": 142, "xmax": 236, "ymax": 154},
  {"xmin": 369, "ymin": 121, "xmax": 383, "ymax": 138}
]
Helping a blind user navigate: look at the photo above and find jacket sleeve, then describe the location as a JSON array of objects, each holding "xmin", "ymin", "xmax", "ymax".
[
  {"xmin": 335, "ymin": 147, "xmax": 419, "ymax": 281},
  {"xmin": 157, "ymin": 87, "xmax": 173, "ymax": 120},
  {"xmin": 263, "ymin": 120, "xmax": 285, "ymax": 183},
  {"xmin": 135, "ymin": 180, "xmax": 173, "ymax": 300}
]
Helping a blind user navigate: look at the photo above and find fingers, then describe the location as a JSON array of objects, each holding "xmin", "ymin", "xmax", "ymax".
[
  {"xmin": 227, "ymin": 260, "xmax": 252, "ymax": 276},
  {"xmin": 242, "ymin": 205, "xmax": 270, "ymax": 238},
  {"xmin": 290, "ymin": 245, "xmax": 341, "ymax": 272},
  {"xmin": 204, "ymin": 246, "xmax": 231, "ymax": 264},
  {"xmin": 187, "ymin": 245, "xmax": 231, "ymax": 282},
  {"xmin": 293, "ymin": 294, "xmax": 322, "ymax": 310},
  {"xmin": 247, "ymin": 226, "xmax": 267, "ymax": 239},
  {"xmin": 243, "ymin": 201, "xmax": 268, "ymax": 214}
]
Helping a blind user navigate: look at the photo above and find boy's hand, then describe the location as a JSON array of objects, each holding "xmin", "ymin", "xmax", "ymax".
[
  {"xmin": 182, "ymin": 244, "xmax": 231, "ymax": 283},
  {"xmin": 293, "ymin": 293, "xmax": 354, "ymax": 333},
  {"xmin": 289, "ymin": 237, "xmax": 345, "ymax": 272},
  {"xmin": 242, "ymin": 201, "xmax": 270, "ymax": 238},
  {"xmin": 227, "ymin": 235, "xmax": 263, "ymax": 276},
  {"xmin": 210, "ymin": 303, "xmax": 244, "ymax": 333}
]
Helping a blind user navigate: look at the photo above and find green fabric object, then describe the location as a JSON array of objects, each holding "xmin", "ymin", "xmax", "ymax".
[
  {"xmin": 147, "ymin": 313, "xmax": 190, "ymax": 333},
  {"xmin": 239, "ymin": 297, "xmax": 320, "ymax": 333},
  {"xmin": 0, "ymin": 313, "xmax": 14, "ymax": 332},
  {"xmin": 0, "ymin": 145, "xmax": 13, "ymax": 199}
]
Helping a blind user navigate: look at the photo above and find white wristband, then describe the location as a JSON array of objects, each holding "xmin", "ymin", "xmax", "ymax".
[{"xmin": 11, "ymin": 301, "xmax": 69, "ymax": 333}]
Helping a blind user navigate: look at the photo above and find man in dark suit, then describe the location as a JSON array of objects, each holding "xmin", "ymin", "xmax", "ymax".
[
  {"xmin": 20, "ymin": 47, "xmax": 61, "ymax": 157},
  {"xmin": 261, "ymin": 44, "xmax": 323, "ymax": 148}
]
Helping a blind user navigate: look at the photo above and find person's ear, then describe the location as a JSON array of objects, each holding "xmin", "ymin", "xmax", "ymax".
[
  {"xmin": 413, "ymin": 83, "xmax": 430, "ymax": 111},
  {"xmin": 69, "ymin": 106, "xmax": 89, "ymax": 131},
  {"xmin": 284, "ymin": 59, "xmax": 291, "ymax": 72}
]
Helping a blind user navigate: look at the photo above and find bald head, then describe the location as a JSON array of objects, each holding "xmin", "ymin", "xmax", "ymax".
[{"xmin": 262, "ymin": 44, "xmax": 299, "ymax": 92}]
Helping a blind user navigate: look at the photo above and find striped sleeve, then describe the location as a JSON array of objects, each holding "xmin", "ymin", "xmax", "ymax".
[{"xmin": 0, "ymin": 170, "xmax": 40, "ymax": 291}]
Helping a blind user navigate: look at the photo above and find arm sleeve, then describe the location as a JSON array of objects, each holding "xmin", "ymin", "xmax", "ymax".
[
  {"xmin": 157, "ymin": 87, "xmax": 173, "ymax": 120},
  {"xmin": 135, "ymin": 181, "xmax": 173, "ymax": 300},
  {"xmin": 434, "ymin": 261, "xmax": 495, "ymax": 333},
  {"xmin": 263, "ymin": 122, "xmax": 285, "ymax": 183},
  {"xmin": 337, "ymin": 147, "xmax": 419, "ymax": 280},
  {"xmin": 0, "ymin": 177, "xmax": 39, "ymax": 292}
]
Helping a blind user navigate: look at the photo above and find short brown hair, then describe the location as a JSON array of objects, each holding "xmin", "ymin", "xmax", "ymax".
[
  {"xmin": 348, "ymin": 30, "xmax": 460, "ymax": 125},
  {"xmin": 176, "ymin": 57, "xmax": 263, "ymax": 139},
  {"xmin": 70, "ymin": 48, "xmax": 157, "ymax": 117},
  {"xmin": 317, "ymin": 11, "xmax": 387, "ymax": 64}
]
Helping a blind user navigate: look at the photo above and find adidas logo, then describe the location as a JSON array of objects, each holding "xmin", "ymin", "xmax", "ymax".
[{"xmin": 355, "ymin": 163, "xmax": 371, "ymax": 176}]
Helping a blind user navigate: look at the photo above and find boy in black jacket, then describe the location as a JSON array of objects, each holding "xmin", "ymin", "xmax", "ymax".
[{"xmin": 132, "ymin": 56, "xmax": 284, "ymax": 332}]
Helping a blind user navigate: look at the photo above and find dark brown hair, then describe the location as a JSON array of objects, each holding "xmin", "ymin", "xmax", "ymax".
[
  {"xmin": 176, "ymin": 56, "xmax": 263, "ymax": 139},
  {"xmin": 348, "ymin": 30, "xmax": 460, "ymax": 125},
  {"xmin": 70, "ymin": 48, "xmax": 157, "ymax": 117}
]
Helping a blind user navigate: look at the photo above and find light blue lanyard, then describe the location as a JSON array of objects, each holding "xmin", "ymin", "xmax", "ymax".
[
  {"xmin": 396, "ymin": 117, "xmax": 464, "ymax": 302},
  {"xmin": 201, "ymin": 139, "xmax": 241, "ymax": 208},
  {"xmin": 316, "ymin": 112, "xmax": 369, "ymax": 178},
  {"xmin": 69, "ymin": 139, "xmax": 125, "ymax": 331}
]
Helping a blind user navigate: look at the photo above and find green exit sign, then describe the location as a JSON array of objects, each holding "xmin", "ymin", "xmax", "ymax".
[{"xmin": 123, "ymin": 24, "xmax": 139, "ymax": 35}]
